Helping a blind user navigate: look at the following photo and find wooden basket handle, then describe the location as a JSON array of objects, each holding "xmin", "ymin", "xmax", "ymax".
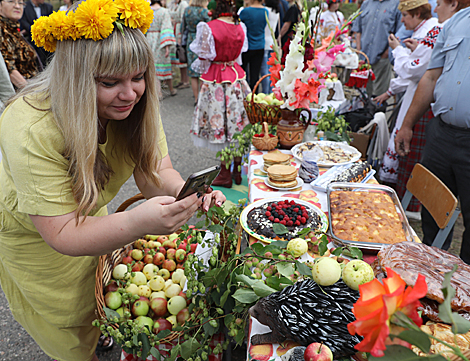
[
  {"xmin": 115, "ymin": 193, "xmax": 145, "ymax": 213},
  {"xmin": 351, "ymin": 48, "xmax": 370, "ymax": 66},
  {"xmin": 250, "ymin": 74, "xmax": 271, "ymax": 112}
]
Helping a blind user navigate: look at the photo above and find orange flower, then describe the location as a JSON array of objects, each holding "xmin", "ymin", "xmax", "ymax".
[
  {"xmin": 347, "ymin": 267, "xmax": 428, "ymax": 357},
  {"xmin": 290, "ymin": 78, "xmax": 321, "ymax": 108},
  {"xmin": 267, "ymin": 51, "xmax": 278, "ymax": 67},
  {"xmin": 269, "ymin": 63, "xmax": 282, "ymax": 87}
]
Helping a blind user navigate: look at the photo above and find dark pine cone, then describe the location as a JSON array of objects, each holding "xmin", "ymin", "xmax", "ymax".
[{"xmin": 260, "ymin": 279, "xmax": 362, "ymax": 358}]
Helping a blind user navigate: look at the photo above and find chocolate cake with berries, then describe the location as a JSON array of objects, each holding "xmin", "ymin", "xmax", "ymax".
[{"xmin": 247, "ymin": 199, "xmax": 322, "ymax": 240}]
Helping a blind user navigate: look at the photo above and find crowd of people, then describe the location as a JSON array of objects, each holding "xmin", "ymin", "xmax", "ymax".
[{"xmin": 1, "ymin": 0, "xmax": 470, "ymax": 358}]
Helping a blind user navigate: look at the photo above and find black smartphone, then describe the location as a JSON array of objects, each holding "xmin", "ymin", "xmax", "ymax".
[{"xmin": 175, "ymin": 165, "xmax": 221, "ymax": 201}]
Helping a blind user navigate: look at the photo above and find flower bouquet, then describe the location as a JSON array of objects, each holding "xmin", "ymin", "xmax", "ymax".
[{"xmin": 267, "ymin": 4, "xmax": 360, "ymax": 111}]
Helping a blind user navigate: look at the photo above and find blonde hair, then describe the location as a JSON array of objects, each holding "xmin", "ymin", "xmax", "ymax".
[
  {"xmin": 10, "ymin": 27, "xmax": 162, "ymax": 222},
  {"xmin": 190, "ymin": 0, "xmax": 208, "ymax": 7}
]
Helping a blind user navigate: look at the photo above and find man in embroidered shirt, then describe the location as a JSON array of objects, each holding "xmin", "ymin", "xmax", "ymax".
[
  {"xmin": 395, "ymin": 1, "xmax": 470, "ymax": 264},
  {"xmin": 19, "ymin": 0, "xmax": 52, "ymax": 67},
  {"xmin": 351, "ymin": 0, "xmax": 402, "ymax": 97}
]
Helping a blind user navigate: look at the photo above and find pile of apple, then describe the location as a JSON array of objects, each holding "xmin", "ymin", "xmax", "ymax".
[
  {"xmin": 246, "ymin": 92, "xmax": 284, "ymax": 106},
  {"xmin": 103, "ymin": 233, "xmax": 197, "ymax": 334}
]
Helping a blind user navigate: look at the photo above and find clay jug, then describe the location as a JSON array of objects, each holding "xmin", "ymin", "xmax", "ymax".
[{"xmin": 277, "ymin": 108, "xmax": 312, "ymax": 149}]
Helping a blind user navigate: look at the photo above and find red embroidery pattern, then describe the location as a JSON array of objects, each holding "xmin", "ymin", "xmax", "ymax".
[
  {"xmin": 411, "ymin": 58, "xmax": 420, "ymax": 66},
  {"xmin": 421, "ymin": 25, "xmax": 441, "ymax": 49}
]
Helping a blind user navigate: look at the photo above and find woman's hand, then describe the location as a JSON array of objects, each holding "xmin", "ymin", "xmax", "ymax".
[
  {"xmin": 199, "ymin": 188, "xmax": 226, "ymax": 212},
  {"xmin": 388, "ymin": 33, "xmax": 400, "ymax": 50},
  {"xmin": 373, "ymin": 92, "xmax": 391, "ymax": 106},
  {"xmin": 403, "ymin": 38, "xmax": 418, "ymax": 52}
]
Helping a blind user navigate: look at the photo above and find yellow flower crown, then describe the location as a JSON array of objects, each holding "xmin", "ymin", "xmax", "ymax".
[{"xmin": 31, "ymin": 0, "xmax": 154, "ymax": 52}]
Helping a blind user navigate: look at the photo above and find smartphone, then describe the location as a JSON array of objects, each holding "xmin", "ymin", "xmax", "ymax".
[{"xmin": 175, "ymin": 165, "xmax": 221, "ymax": 201}]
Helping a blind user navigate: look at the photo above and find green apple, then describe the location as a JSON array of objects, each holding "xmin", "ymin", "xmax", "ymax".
[
  {"xmin": 287, "ymin": 238, "xmax": 308, "ymax": 258},
  {"xmin": 165, "ymin": 284, "xmax": 182, "ymax": 299},
  {"xmin": 168, "ymin": 233, "xmax": 179, "ymax": 242},
  {"xmin": 131, "ymin": 299, "xmax": 149, "ymax": 317},
  {"xmin": 342, "ymin": 260, "xmax": 374, "ymax": 291},
  {"xmin": 135, "ymin": 316, "xmax": 154, "ymax": 331},
  {"xmin": 112, "ymin": 264, "xmax": 129, "ymax": 280},
  {"xmin": 131, "ymin": 271, "xmax": 147, "ymax": 286},
  {"xmin": 257, "ymin": 93, "xmax": 266, "ymax": 100},
  {"xmin": 137, "ymin": 285, "xmax": 152, "ymax": 298},
  {"xmin": 104, "ymin": 291, "xmax": 122, "ymax": 310},
  {"xmin": 148, "ymin": 275, "xmax": 165, "ymax": 291},
  {"xmin": 167, "ymin": 295, "xmax": 186, "ymax": 315},
  {"xmin": 126, "ymin": 283, "xmax": 139, "ymax": 295},
  {"xmin": 143, "ymin": 263, "xmax": 158, "ymax": 280},
  {"xmin": 264, "ymin": 95, "xmax": 273, "ymax": 104},
  {"xmin": 311, "ymin": 257, "xmax": 342, "ymax": 286},
  {"xmin": 246, "ymin": 93, "xmax": 253, "ymax": 102}
]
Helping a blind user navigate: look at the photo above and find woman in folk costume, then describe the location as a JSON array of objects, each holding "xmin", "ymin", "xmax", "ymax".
[
  {"xmin": 189, "ymin": 0, "xmax": 251, "ymax": 188},
  {"xmin": 0, "ymin": 0, "xmax": 225, "ymax": 359},
  {"xmin": 148, "ymin": 0, "xmax": 178, "ymax": 97},
  {"xmin": 375, "ymin": 0, "xmax": 438, "ymax": 205}
]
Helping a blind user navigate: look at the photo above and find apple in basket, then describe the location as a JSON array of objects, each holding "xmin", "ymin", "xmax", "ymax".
[
  {"xmin": 153, "ymin": 318, "xmax": 172, "ymax": 334},
  {"xmin": 104, "ymin": 291, "xmax": 122, "ymax": 310},
  {"xmin": 150, "ymin": 297, "xmax": 167, "ymax": 317},
  {"xmin": 341, "ymin": 260, "xmax": 374, "ymax": 291},
  {"xmin": 177, "ymin": 308, "xmax": 190, "ymax": 325},
  {"xmin": 135, "ymin": 316, "xmax": 154, "ymax": 331},
  {"xmin": 304, "ymin": 343, "xmax": 333, "ymax": 361},
  {"xmin": 131, "ymin": 299, "xmax": 149, "ymax": 317}
]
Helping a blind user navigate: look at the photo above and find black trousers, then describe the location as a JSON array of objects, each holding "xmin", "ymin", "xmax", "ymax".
[
  {"xmin": 242, "ymin": 49, "xmax": 264, "ymax": 93},
  {"xmin": 420, "ymin": 116, "xmax": 470, "ymax": 264}
]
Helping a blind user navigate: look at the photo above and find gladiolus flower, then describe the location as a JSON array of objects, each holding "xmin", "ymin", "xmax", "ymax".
[
  {"xmin": 348, "ymin": 268, "xmax": 428, "ymax": 357},
  {"xmin": 313, "ymin": 51, "xmax": 335, "ymax": 73},
  {"xmin": 269, "ymin": 63, "xmax": 282, "ymax": 87}
]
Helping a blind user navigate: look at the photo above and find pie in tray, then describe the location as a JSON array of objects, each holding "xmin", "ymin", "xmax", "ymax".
[
  {"xmin": 329, "ymin": 191, "xmax": 407, "ymax": 244},
  {"xmin": 295, "ymin": 143, "xmax": 356, "ymax": 164},
  {"xmin": 247, "ymin": 199, "xmax": 322, "ymax": 241}
]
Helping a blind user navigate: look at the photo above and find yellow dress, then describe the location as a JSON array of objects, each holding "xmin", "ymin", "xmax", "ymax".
[{"xmin": 0, "ymin": 96, "xmax": 168, "ymax": 361}]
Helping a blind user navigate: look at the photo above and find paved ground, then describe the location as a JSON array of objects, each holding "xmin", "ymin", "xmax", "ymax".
[{"xmin": 0, "ymin": 84, "xmax": 464, "ymax": 360}]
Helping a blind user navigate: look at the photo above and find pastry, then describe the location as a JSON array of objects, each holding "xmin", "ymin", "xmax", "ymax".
[
  {"xmin": 329, "ymin": 191, "xmax": 407, "ymax": 244},
  {"xmin": 266, "ymin": 165, "xmax": 298, "ymax": 188},
  {"xmin": 263, "ymin": 152, "xmax": 291, "ymax": 172}
]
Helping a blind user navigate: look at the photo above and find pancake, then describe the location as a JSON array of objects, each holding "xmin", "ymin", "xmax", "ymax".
[
  {"xmin": 263, "ymin": 152, "xmax": 291, "ymax": 171},
  {"xmin": 267, "ymin": 165, "xmax": 298, "ymax": 188},
  {"xmin": 267, "ymin": 178, "xmax": 298, "ymax": 188}
]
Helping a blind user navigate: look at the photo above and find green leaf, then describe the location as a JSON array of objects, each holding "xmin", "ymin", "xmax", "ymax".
[
  {"xmin": 195, "ymin": 220, "xmax": 205, "ymax": 229},
  {"xmin": 250, "ymin": 243, "xmax": 265, "ymax": 255},
  {"xmin": 224, "ymin": 313, "xmax": 234, "ymax": 328},
  {"xmin": 235, "ymin": 327, "xmax": 246, "ymax": 345},
  {"xmin": 332, "ymin": 247, "xmax": 343, "ymax": 256},
  {"xmin": 318, "ymin": 235, "xmax": 328, "ymax": 255},
  {"xmin": 220, "ymin": 288, "xmax": 231, "ymax": 307},
  {"xmin": 156, "ymin": 329, "xmax": 172, "ymax": 339},
  {"xmin": 180, "ymin": 339, "xmax": 201, "ymax": 359},
  {"xmin": 266, "ymin": 275, "xmax": 293, "ymax": 290},
  {"xmin": 369, "ymin": 345, "xmax": 447, "ymax": 361},
  {"xmin": 232, "ymin": 288, "xmax": 260, "ymax": 304},
  {"xmin": 438, "ymin": 265, "xmax": 470, "ymax": 333},
  {"xmin": 349, "ymin": 247, "xmax": 363, "ymax": 260},
  {"xmin": 138, "ymin": 332, "xmax": 151, "ymax": 359},
  {"xmin": 168, "ymin": 344, "xmax": 181, "ymax": 361},
  {"xmin": 103, "ymin": 307, "xmax": 120, "ymax": 321},
  {"xmin": 150, "ymin": 347, "xmax": 162, "ymax": 361},
  {"xmin": 394, "ymin": 330, "xmax": 431, "ymax": 353},
  {"xmin": 252, "ymin": 281, "xmax": 277, "ymax": 297},
  {"xmin": 216, "ymin": 269, "xmax": 229, "ymax": 288},
  {"xmin": 202, "ymin": 316, "xmax": 218, "ymax": 336},
  {"xmin": 208, "ymin": 224, "xmax": 224, "ymax": 234},
  {"xmin": 236, "ymin": 274, "xmax": 258, "ymax": 287},
  {"xmin": 273, "ymin": 223, "xmax": 288, "ymax": 235},
  {"xmin": 295, "ymin": 260, "xmax": 313, "ymax": 278},
  {"xmin": 262, "ymin": 244, "xmax": 283, "ymax": 255},
  {"xmin": 276, "ymin": 262, "xmax": 295, "ymax": 278},
  {"xmin": 297, "ymin": 227, "xmax": 311, "ymax": 236},
  {"xmin": 270, "ymin": 240, "xmax": 289, "ymax": 249}
]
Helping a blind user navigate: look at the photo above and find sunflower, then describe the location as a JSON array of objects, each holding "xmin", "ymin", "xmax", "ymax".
[
  {"xmin": 31, "ymin": 16, "xmax": 57, "ymax": 52},
  {"xmin": 74, "ymin": 0, "xmax": 118, "ymax": 41},
  {"xmin": 114, "ymin": 0, "xmax": 153, "ymax": 32}
]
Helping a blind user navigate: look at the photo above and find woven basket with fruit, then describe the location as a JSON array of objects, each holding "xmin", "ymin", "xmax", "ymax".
[
  {"xmin": 251, "ymin": 122, "xmax": 278, "ymax": 151},
  {"xmin": 243, "ymin": 74, "xmax": 283, "ymax": 125}
]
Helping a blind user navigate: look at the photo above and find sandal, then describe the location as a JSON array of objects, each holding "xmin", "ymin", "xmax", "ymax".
[
  {"xmin": 177, "ymin": 82, "xmax": 190, "ymax": 89},
  {"xmin": 96, "ymin": 335, "xmax": 114, "ymax": 352},
  {"xmin": 170, "ymin": 89, "xmax": 178, "ymax": 96}
]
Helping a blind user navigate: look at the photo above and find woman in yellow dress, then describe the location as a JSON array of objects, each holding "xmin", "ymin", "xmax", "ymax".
[{"xmin": 0, "ymin": 0, "xmax": 225, "ymax": 360}]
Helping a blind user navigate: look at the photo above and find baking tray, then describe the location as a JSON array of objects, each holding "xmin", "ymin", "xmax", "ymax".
[
  {"xmin": 310, "ymin": 163, "xmax": 376, "ymax": 192},
  {"xmin": 326, "ymin": 182, "xmax": 415, "ymax": 251}
]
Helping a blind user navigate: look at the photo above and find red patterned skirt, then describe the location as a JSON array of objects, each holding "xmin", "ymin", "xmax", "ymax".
[{"xmin": 396, "ymin": 108, "xmax": 434, "ymax": 212}]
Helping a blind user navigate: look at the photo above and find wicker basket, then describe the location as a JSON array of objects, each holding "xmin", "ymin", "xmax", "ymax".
[
  {"xmin": 95, "ymin": 193, "xmax": 242, "ymax": 335},
  {"xmin": 244, "ymin": 74, "xmax": 282, "ymax": 125},
  {"xmin": 252, "ymin": 122, "xmax": 278, "ymax": 151}
]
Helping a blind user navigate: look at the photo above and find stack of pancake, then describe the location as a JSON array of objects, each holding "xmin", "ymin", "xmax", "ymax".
[
  {"xmin": 267, "ymin": 165, "xmax": 298, "ymax": 188},
  {"xmin": 263, "ymin": 152, "xmax": 291, "ymax": 172}
]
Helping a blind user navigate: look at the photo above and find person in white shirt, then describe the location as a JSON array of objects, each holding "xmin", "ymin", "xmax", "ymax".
[{"xmin": 319, "ymin": 0, "xmax": 344, "ymax": 39}]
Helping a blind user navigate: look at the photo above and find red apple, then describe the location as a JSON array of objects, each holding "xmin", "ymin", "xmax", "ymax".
[
  {"xmin": 176, "ymin": 308, "xmax": 190, "ymax": 324},
  {"xmin": 157, "ymin": 247, "xmax": 166, "ymax": 257},
  {"xmin": 179, "ymin": 291, "xmax": 190, "ymax": 305},
  {"xmin": 121, "ymin": 256, "xmax": 133, "ymax": 265},
  {"xmin": 153, "ymin": 252, "xmax": 165, "ymax": 266},
  {"xmin": 132, "ymin": 261, "xmax": 144, "ymax": 272},
  {"xmin": 177, "ymin": 242, "xmax": 187, "ymax": 251},
  {"xmin": 153, "ymin": 318, "xmax": 172, "ymax": 334},
  {"xmin": 138, "ymin": 296, "xmax": 150, "ymax": 305},
  {"xmin": 176, "ymin": 263, "xmax": 184, "ymax": 270},
  {"xmin": 157, "ymin": 235, "xmax": 169, "ymax": 243},
  {"xmin": 143, "ymin": 254, "xmax": 154, "ymax": 264},
  {"xmin": 105, "ymin": 280, "xmax": 119, "ymax": 293},
  {"xmin": 134, "ymin": 239, "xmax": 147, "ymax": 250},
  {"xmin": 304, "ymin": 343, "xmax": 333, "ymax": 361},
  {"xmin": 189, "ymin": 243, "xmax": 197, "ymax": 253},
  {"xmin": 150, "ymin": 297, "xmax": 167, "ymax": 317},
  {"xmin": 163, "ymin": 240, "xmax": 176, "ymax": 249},
  {"xmin": 143, "ymin": 248, "xmax": 151, "ymax": 256},
  {"xmin": 162, "ymin": 259, "xmax": 176, "ymax": 272},
  {"xmin": 166, "ymin": 248, "xmax": 176, "ymax": 260}
]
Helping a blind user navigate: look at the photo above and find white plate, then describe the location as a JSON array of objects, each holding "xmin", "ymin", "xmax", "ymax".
[
  {"xmin": 291, "ymin": 140, "xmax": 361, "ymax": 167},
  {"xmin": 240, "ymin": 197, "xmax": 329, "ymax": 244},
  {"xmin": 264, "ymin": 177, "xmax": 304, "ymax": 191}
]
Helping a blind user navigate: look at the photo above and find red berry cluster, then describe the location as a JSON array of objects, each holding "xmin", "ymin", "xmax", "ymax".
[{"xmin": 265, "ymin": 200, "xmax": 308, "ymax": 226}]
